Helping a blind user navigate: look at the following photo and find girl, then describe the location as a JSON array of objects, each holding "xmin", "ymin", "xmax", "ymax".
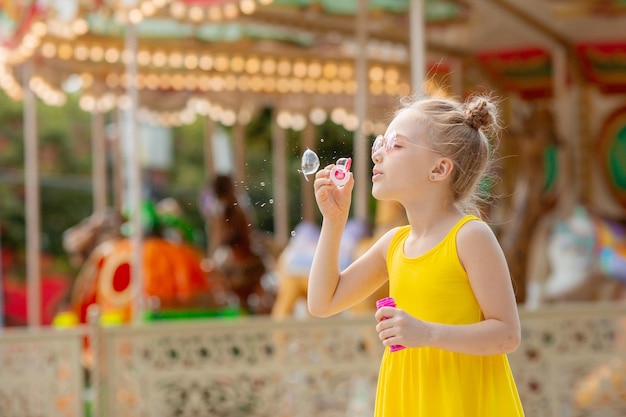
[{"xmin": 308, "ymin": 94, "xmax": 524, "ymax": 416}]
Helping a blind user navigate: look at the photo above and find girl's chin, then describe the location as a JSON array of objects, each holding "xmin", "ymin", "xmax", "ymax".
[
  {"xmin": 371, "ymin": 184, "xmax": 399, "ymax": 202},
  {"xmin": 371, "ymin": 185, "xmax": 386, "ymax": 200}
]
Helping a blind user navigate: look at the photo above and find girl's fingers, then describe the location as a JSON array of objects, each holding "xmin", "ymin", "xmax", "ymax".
[
  {"xmin": 375, "ymin": 307, "xmax": 395, "ymax": 321},
  {"xmin": 315, "ymin": 164, "xmax": 334, "ymax": 178},
  {"xmin": 375, "ymin": 318, "xmax": 393, "ymax": 333}
]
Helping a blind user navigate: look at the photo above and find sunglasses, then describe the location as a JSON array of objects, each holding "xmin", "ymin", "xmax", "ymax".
[
  {"xmin": 372, "ymin": 130, "xmax": 398, "ymax": 156},
  {"xmin": 372, "ymin": 130, "xmax": 443, "ymax": 157}
]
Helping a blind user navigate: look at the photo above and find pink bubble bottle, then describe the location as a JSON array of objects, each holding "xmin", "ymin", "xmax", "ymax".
[{"xmin": 376, "ymin": 297, "xmax": 405, "ymax": 352}]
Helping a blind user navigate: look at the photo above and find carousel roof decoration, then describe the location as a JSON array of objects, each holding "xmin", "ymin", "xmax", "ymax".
[
  {"xmin": 477, "ymin": 41, "xmax": 626, "ymax": 100},
  {"xmin": 0, "ymin": 0, "xmax": 471, "ymax": 130},
  {"xmin": 477, "ymin": 48, "xmax": 553, "ymax": 100},
  {"xmin": 1, "ymin": 0, "xmax": 626, "ymax": 128},
  {"xmin": 577, "ymin": 41, "xmax": 626, "ymax": 94},
  {"xmin": 0, "ymin": 0, "xmax": 41, "ymax": 49},
  {"xmin": 548, "ymin": 0, "xmax": 626, "ymax": 18}
]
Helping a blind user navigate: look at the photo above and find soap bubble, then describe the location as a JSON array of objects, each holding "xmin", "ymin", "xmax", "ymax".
[{"xmin": 299, "ymin": 148, "xmax": 320, "ymax": 181}]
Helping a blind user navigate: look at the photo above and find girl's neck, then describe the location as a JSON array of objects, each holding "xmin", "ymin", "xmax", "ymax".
[{"xmin": 404, "ymin": 202, "xmax": 461, "ymax": 235}]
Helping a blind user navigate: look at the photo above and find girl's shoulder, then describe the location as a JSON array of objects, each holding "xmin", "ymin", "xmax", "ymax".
[
  {"xmin": 456, "ymin": 215, "xmax": 491, "ymax": 238},
  {"xmin": 372, "ymin": 225, "xmax": 409, "ymax": 253},
  {"xmin": 456, "ymin": 217, "xmax": 500, "ymax": 258},
  {"xmin": 387, "ymin": 225, "xmax": 411, "ymax": 241}
]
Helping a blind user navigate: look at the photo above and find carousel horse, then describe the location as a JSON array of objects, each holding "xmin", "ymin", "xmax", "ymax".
[
  {"xmin": 497, "ymin": 105, "xmax": 560, "ymax": 303},
  {"xmin": 63, "ymin": 208, "xmax": 123, "ymax": 268},
  {"xmin": 271, "ymin": 219, "xmax": 368, "ymax": 319},
  {"xmin": 525, "ymin": 206, "xmax": 626, "ymax": 307},
  {"xmin": 62, "ymin": 200, "xmax": 215, "ymax": 324},
  {"xmin": 271, "ymin": 200, "xmax": 407, "ymax": 319},
  {"xmin": 199, "ymin": 175, "xmax": 275, "ymax": 315}
]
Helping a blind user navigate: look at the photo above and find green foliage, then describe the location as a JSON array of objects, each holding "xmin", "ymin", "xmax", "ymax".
[
  {"xmin": 0, "ymin": 91, "xmax": 93, "ymax": 260},
  {"xmin": 170, "ymin": 119, "xmax": 206, "ymax": 190},
  {"xmin": 0, "ymin": 91, "xmax": 26, "ymax": 252},
  {"xmin": 40, "ymin": 186, "xmax": 92, "ymax": 255},
  {"xmin": 0, "ymin": 183, "xmax": 25, "ymax": 252}
]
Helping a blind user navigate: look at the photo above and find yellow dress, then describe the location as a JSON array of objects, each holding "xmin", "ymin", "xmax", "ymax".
[{"xmin": 374, "ymin": 215, "xmax": 524, "ymax": 417}]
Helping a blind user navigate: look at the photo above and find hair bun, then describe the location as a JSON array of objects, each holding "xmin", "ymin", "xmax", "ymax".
[{"xmin": 464, "ymin": 97, "xmax": 496, "ymax": 130}]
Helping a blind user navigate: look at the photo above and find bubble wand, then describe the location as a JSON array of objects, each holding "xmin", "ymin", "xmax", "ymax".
[
  {"xmin": 299, "ymin": 148, "xmax": 352, "ymax": 187},
  {"xmin": 329, "ymin": 157, "xmax": 352, "ymax": 187}
]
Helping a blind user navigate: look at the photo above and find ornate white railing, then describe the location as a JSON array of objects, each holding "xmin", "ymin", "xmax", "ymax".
[
  {"xmin": 510, "ymin": 303, "xmax": 626, "ymax": 417},
  {"xmin": 98, "ymin": 316, "xmax": 382, "ymax": 417},
  {"xmin": 1, "ymin": 303, "xmax": 625, "ymax": 417},
  {"xmin": 0, "ymin": 326, "xmax": 88, "ymax": 417}
]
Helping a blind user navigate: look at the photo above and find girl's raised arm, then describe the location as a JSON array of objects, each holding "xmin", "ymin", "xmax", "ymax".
[{"xmin": 307, "ymin": 165, "xmax": 392, "ymax": 317}]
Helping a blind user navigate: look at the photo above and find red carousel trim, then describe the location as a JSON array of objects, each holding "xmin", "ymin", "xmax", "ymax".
[
  {"xmin": 0, "ymin": 2, "xmax": 41, "ymax": 49},
  {"xmin": 477, "ymin": 47, "xmax": 554, "ymax": 100},
  {"xmin": 577, "ymin": 41, "xmax": 626, "ymax": 94}
]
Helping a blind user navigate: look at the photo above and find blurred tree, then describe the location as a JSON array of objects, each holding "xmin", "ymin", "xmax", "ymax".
[
  {"xmin": 0, "ymin": 91, "xmax": 92, "ymax": 274},
  {"xmin": 0, "ymin": 92, "xmax": 25, "ymax": 255}
]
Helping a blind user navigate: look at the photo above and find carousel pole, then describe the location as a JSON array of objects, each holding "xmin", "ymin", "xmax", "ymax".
[
  {"xmin": 353, "ymin": 0, "xmax": 369, "ymax": 222},
  {"xmin": 91, "ymin": 110, "xmax": 107, "ymax": 214},
  {"xmin": 552, "ymin": 46, "xmax": 578, "ymax": 213},
  {"xmin": 450, "ymin": 58, "xmax": 464, "ymax": 97},
  {"xmin": 203, "ymin": 117, "xmax": 216, "ymax": 179},
  {"xmin": 23, "ymin": 60, "xmax": 41, "ymax": 327},
  {"xmin": 123, "ymin": 22, "xmax": 144, "ymax": 323},
  {"xmin": 112, "ymin": 110, "xmax": 124, "ymax": 216},
  {"xmin": 0, "ymin": 227, "xmax": 4, "ymax": 327},
  {"xmin": 203, "ymin": 117, "xmax": 216, "ymax": 257},
  {"xmin": 410, "ymin": 0, "xmax": 426, "ymax": 90},
  {"xmin": 232, "ymin": 119, "xmax": 246, "ymax": 185},
  {"xmin": 271, "ymin": 111, "xmax": 289, "ymax": 248}
]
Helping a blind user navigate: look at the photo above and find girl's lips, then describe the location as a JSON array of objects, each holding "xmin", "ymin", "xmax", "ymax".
[{"xmin": 372, "ymin": 169, "xmax": 382, "ymax": 180}]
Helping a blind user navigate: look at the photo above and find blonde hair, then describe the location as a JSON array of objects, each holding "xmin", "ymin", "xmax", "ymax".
[{"xmin": 398, "ymin": 93, "xmax": 500, "ymax": 216}]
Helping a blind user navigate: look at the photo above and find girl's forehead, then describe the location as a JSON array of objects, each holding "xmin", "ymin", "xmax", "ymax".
[{"xmin": 387, "ymin": 109, "xmax": 427, "ymax": 138}]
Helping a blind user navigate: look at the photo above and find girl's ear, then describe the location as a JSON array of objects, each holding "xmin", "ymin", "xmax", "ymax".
[{"xmin": 430, "ymin": 157, "xmax": 454, "ymax": 181}]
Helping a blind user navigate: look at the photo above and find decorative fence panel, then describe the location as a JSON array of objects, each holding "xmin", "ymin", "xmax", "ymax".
[
  {"xmin": 1, "ymin": 303, "xmax": 625, "ymax": 417},
  {"xmin": 99, "ymin": 317, "xmax": 382, "ymax": 417},
  {"xmin": 510, "ymin": 303, "xmax": 626, "ymax": 417},
  {"xmin": 99, "ymin": 304, "xmax": 626, "ymax": 417},
  {"xmin": 0, "ymin": 327, "xmax": 87, "ymax": 417}
]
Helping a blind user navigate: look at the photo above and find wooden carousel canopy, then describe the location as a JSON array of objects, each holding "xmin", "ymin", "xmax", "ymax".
[
  {"xmin": 0, "ymin": 0, "xmax": 447, "ymax": 130},
  {"xmin": 1, "ymin": 0, "xmax": 624, "ymax": 129}
]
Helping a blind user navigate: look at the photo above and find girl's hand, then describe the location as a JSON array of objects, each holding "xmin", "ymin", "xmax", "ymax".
[
  {"xmin": 313, "ymin": 164, "xmax": 354, "ymax": 221},
  {"xmin": 375, "ymin": 307, "xmax": 433, "ymax": 349}
]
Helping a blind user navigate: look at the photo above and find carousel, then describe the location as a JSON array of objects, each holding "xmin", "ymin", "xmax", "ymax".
[
  {"xmin": 1, "ymin": 1, "xmax": 626, "ymax": 416},
  {"xmin": 1, "ymin": 0, "xmax": 624, "ymax": 320}
]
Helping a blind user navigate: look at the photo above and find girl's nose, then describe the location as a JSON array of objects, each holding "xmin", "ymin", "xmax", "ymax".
[{"xmin": 371, "ymin": 149, "xmax": 382, "ymax": 163}]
